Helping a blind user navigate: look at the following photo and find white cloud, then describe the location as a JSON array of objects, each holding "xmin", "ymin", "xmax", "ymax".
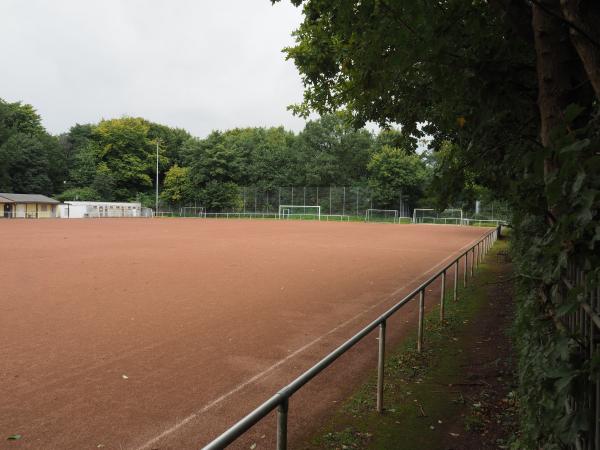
[{"xmin": 0, "ymin": 0, "xmax": 306, "ymax": 137}]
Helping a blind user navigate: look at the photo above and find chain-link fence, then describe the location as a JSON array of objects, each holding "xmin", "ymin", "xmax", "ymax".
[
  {"xmin": 162, "ymin": 187, "xmax": 510, "ymax": 224},
  {"xmin": 463, "ymin": 201, "xmax": 511, "ymax": 222},
  {"xmin": 236, "ymin": 186, "xmax": 411, "ymax": 218}
]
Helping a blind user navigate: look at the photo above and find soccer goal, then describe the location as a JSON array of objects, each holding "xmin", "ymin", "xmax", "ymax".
[
  {"xmin": 365, "ymin": 209, "xmax": 399, "ymax": 223},
  {"xmin": 412, "ymin": 208, "xmax": 464, "ymax": 225},
  {"xmin": 278, "ymin": 205, "xmax": 321, "ymax": 220},
  {"xmin": 180, "ymin": 206, "xmax": 206, "ymax": 218}
]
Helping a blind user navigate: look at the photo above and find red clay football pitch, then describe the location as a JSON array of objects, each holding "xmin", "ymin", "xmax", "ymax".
[{"xmin": 0, "ymin": 219, "xmax": 488, "ymax": 449}]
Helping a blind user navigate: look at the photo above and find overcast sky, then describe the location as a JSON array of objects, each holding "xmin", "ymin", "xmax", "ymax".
[{"xmin": 0, "ymin": 0, "xmax": 309, "ymax": 138}]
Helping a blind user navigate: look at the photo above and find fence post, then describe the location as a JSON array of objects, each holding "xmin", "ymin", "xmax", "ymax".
[
  {"xmin": 470, "ymin": 248, "xmax": 475, "ymax": 278},
  {"xmin": 464, "ymin": 253, "xmax": 468, "ymax": 287},
  {"xmin": 440, "ymin": 270, "xmax": 446, "ymax": 322},
  {"xmin": 454, "ymin": 260, "xmax": 458, "ymax": 301},
  {"xmin": 277, "ymin": 398, "xmax": 289, "ymax": 450},
  {"xmin": 377, "ymin": 320, "xmax": 386, "ymax": 413},
  {"xmin": 418, "ymin": 290, "xmax": 425, "ymax": 352}
]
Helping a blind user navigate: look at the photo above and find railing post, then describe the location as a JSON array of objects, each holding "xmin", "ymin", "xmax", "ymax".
[
  {"xmin": 440, "ymin": 270, "xmax": 446, "ymax": 322},
  {"xmin": 463, "ymin": 253, "xmax": 468, "ymax": 287},
  {"xmin": 470, "ymin": 248, "xmax": 475, "ymax": 278},
  {"xmin": 376, "ymin": 320, "xmax": 386, "ymax": 413},
  {"xmin": 418, "ymin": 290, "xmax": 425, "ymax": 352},
  {"xmin": 277, "ymin": 398, "xmax": 289, "ymax": 450},
  {"xmin": 453, "ymin": 260, "xmax": 458, "ymax": 301}
]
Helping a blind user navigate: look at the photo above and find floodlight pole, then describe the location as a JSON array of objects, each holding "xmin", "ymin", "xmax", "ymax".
[{"xmin": 155, "ymin": 140, "xmax": 159, "ymax": 215}]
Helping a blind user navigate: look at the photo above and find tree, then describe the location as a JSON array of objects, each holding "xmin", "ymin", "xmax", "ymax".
[
  {"xmin": 0, "ymin": 98, "xmax": 65, "ymax": 194},
  {"xmin": 0, "ymin": 133, "xmax": 53, "ymax": 193},
  {"xmin": 294, "ymin": 113, "xmax": 373, "ymax": 186},
  {"xmin": 198, "ymin": 180, "xmax": 242, "ymax": 212},
  {"xmin": 275, "ymin": 0, "xmax": 540, "ymax": 199},
  {"xmin": 187, "ymin": 133, "xmax": 245, "ymax": 186},
  {"xmin": 367, "ymin": 145, "xmax": 427, "ymax": 208},
  {"xmin": 92, "ymin": 117, "xmax": 157, "ymax": 200},
  {"xmin": 0, "ymin": 99, "xmax": 45, "ymax": 143},
  {"xmin": 161, "ymin": 165, "xmax": 193, "ymax": 205},
  {"xmin": 91, "ymin": 162, "xmax": 116, "ymax": 201},
  {"xmin": 373, "ymin": 128, "xmax": 417, "ymax": 154},
  {"xmin": 148, "ymin": 123, "xmax": 191, "ymax": 167},
  {"xmin": 56, "ymin": 187, "xmax": 100, "ymax": 202}
]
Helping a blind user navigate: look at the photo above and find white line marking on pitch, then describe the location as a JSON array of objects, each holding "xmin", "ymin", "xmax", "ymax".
[{"xmin": 135, "ymin": 234, "xmax": 486, "ymax": 450}]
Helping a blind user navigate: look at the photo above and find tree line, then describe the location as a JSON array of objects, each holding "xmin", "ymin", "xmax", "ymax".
[{"xmin": 0, "ymin": 98, "xmax": 438, "ymax": 211}]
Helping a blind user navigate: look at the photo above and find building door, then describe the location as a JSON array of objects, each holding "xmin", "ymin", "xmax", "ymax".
[{"xmin": 3, "ymin": 204, "xmax": 12, "ymax": 218}]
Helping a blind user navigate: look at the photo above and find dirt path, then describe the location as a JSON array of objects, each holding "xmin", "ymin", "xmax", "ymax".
[{"xmin": 441, "ymin": 242, "xmax": 516, "ymax": 449}]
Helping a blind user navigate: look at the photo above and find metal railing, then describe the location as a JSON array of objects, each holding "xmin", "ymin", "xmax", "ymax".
[
  {"xmin": 562, "ymin": 262, "xmax": 600, "ymax": 450},
  {"xmin": 201, "ymin": 227, "xmax": 500, "ymax": 449}
]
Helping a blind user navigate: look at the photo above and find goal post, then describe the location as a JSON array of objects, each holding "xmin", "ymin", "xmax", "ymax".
[
  {"xmin": 365, "ymin": 208, "xmax": 399, "ymax": 223},
  {"xmin": 180, "ymin": 206, "xmax": 206, "ymax": 218},
  {"xmin": 278, "ymin": 205, "xmax": 321, "ymax": 220},
  {"xmin": 412, "ymin": 208, "xmax": 464, "ymax": 225}
]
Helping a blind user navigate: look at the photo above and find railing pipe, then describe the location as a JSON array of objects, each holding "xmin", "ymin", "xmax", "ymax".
[{"xmin": 201, "ymin": 230, "xmax": 496, "ymax": 450}]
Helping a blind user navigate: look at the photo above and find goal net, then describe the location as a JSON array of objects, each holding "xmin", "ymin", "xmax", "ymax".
[
  {"xmin": 180, "ymin": 206, "xmax": 206, "ymax": 218},
  {"xmin": 412, "ymin": 208, "xmax": 463, "ymax": 225},
  {"xmin": 365, "ymin": 209, "xmax": 399, "ymax": 223},
  {"xmin": 278, "ymin": 205, "xmax": 321, "ymax": 220}
]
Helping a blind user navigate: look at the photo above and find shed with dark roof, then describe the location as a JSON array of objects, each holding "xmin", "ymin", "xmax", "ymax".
[{"xmin": 0, "ymin": 193, "xmax": 59, "ymax": 218}]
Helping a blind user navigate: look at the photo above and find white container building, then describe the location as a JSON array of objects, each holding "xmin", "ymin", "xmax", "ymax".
[{"xmin": 58, "ymin": 201, "xmax": 146, "ymax": 218}]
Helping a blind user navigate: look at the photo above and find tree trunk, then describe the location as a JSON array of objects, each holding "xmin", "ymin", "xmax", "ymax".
[
  {"xmin": 560, "ymin": 0, "xmax": 600, "ymax": 99},
  {"xmin": 532, "ymin": 0, "xmax": 579, "ymax": 148}
]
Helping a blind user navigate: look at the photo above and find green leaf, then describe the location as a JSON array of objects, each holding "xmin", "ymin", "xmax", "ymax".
[
  {"xmin": 571, "ymin": 171, "xmax": 586, "ymax": 194},
  {"xmin": 564, "ymin": 103, "xmax": 586, "ymax": 123},
  {"xmin": 560, "ymin": 138, "xmax": 590, "ymax": 154},
  {"xmin": 7, "ymin": 435, "xmax": 22, "ymax": 441}
]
